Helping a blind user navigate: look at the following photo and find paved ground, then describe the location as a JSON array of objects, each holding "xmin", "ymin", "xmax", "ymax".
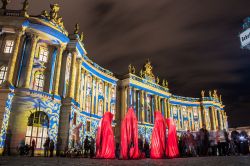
[{"xmin": 0, "ymin": 156, "xmax": 250, "ymax": 166}]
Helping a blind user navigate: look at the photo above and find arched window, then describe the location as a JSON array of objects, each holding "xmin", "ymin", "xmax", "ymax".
[
  {"xmin": 33, "ymin": 71, "xmax": 44, "ymax": 91},
  {"xmin": 25, "ymin": 111, "xmax": 49, "ymax": 149},
  {"xmin": 0, "ymin": 66, "xmax": 8, "ymax": 84}
]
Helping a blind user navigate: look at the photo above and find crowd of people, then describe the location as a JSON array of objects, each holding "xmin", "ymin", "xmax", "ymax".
[{"xmin": 178, "ymin": 126, "xmax": 250, "ymax": 157}]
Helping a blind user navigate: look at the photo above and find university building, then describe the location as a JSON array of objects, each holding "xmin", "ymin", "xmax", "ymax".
[{"xmin": 0, "ymin": 2, "xmax": 228, "ymax": 155}]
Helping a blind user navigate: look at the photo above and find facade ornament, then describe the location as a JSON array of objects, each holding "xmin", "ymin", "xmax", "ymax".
[
  {"xmin": 156, "ymin": 76, "xmax": 160, "ymax": 84},
  {"xmin": 141, "ymin": 59, "xmax": 155, "ymax": 82},
  {"xmin": 140, "ymin": 69, "xmax": 143, "ymax": 77},
  {"xmin": 80, "ymin": 32, "xmax": 84, "ymax": 41},
  {"xmin": 128, "ymin": 64, "xmax": 132, "ymax": 73},
  {"xmin": 201, "ymin": 90, "xmax": 205, "ymax": 98},
  {"xmin": 41, "ymin": 10, "xmax": 49, "ymax": 18},
  {"xmin": 209, "ymin": 90, "xmax": 212, "ymax": 97},
  {"xmin": 131, "ymin": 66, "xmax": 135, "ymax": 74},
  {"xmin": 219, "ymin": 95, "xmax": 222, "ymax": 103},
  {"xmin": 1, "ymin": 0, "xmax": 10, "ymax": 10},
  {"xmin": 57, "ymin": 16, "xmax": 64, "ymax": 28},
  {"xmin": 50, "ymin": 3, "xmax": 59, "ymax": 23},
  {"xmin": 22, "ymin": 0, "xmax": 29, "ymax": 17},
  {"xmin": 74, "ymin": 23, "xmax": 79, "ymax": 34},
  {"xmin": 165, "ymin": 80, "xmax": 168, "ymax": 88},
  {"xmin": 213, "ymin": 89, "xmax": 218, "ymax": 99},
  {"xmin": 162, "ymin": 79, "xmax": 165, "ymax": 86}
]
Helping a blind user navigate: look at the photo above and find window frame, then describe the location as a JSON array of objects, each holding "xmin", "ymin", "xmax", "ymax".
[{"xmin": 3, "ymin": 40, "xmax": 14, "ymax": 54}]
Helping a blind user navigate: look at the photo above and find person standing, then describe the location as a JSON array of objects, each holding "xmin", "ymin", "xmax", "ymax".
[
  {"xmin": 200, "ymin": 125, "xmax": 209, "ymax": 156},
  {"xmin": 30, "ymin": 139, "xmax": 36, "ymax": 157},
  {"xmin": 90, "ymin": 137, "xmax": 95, "ymax": 158},
  {"xmin": 49, "ymin": 140, "xmax": 55, "ymax": 157},
  {"xmin": 43, "ymin": 137, "xmax": 50, "ymax": 157},
  {"xmin": 84, "ymin": 136, "xmax": 90, "ymax": 157}
]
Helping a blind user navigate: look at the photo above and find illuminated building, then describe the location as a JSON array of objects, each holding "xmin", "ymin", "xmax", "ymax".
[{"xmin": 0, "ymin": 2, "xmax": 228, "ymax": 155}]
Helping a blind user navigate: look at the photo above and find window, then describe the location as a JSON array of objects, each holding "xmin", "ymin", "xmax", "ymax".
[
  {"xmin": 0, "ymin": 66, "xmax": 8, "ymax": 84},
  {"xmin": 33, "ymin": 71, "xmax": 44, "ymax": 91},
  {"xmin": 38, "ymin": 47, "xmax": 49, "ymax": 63},
  {"xmin": 98, "ymin": 100, "xmax": 103, "ymax": 116},
  {"xmin": 4, "ymin": 40, "xmax": 14, "ymax": 53},
  {"xmin": 25, "ymin": 111, "xmax": 49, "ymax": 149},
  {"xmin": 86, "ymin": 121, "xmax": 91, "ymax": 132}
]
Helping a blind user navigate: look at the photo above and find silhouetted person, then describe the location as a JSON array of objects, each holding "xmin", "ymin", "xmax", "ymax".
[
  {"xmin": 56, "ymin": 136, "xmax": 62, "ymax": 157},
  {"xmin": 90, "ymin": 137, "xmax": 95, "ymax": 158},
  {"xmin": 115, "ymin": 142, "xmax": 120, "ymax": 159},
  {"xmin": 138, "ymin": 137, "xmax": 143, "ymax": 153},
  {"xmin": 30, "ymin": 139, "xmax": 36, "ymax": 157},
  {"xmin": 43, "ymin": 137, "xmax": 50, "ymax": 157},
  {"xmin": 4, "ymin": 129, "xmax": 12, "ymax": 156},
  {"xmin": 18, "ymin": 139, "xmax": 25, "ymax": 155},
  {"xmin": 49, "ymin": 140, "xmax": 55, "ymax": 157},
  {"xmin": 144, "ymin": 140, "xmax": 150, "ymax": 158},
  {"xmin": 200, "ymin": 125, "xmax": 209, "ymax": 156},
  {"xmin": 84, "ymin": 136, "xmax": 90, "ymax": 157}
]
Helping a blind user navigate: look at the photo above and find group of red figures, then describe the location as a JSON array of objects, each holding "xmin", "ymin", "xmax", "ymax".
[{"xmin": 95, "ymin": 107, "xmax": 179, "ymax": 159}]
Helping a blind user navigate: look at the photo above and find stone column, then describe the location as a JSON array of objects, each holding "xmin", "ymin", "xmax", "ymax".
[
  {"xmin": 53, "ymin": 45, "xmax": 66, "ymax": 95},
  {"xmin": 103, "ymin": 82, "xmax": 107, "ymax": 112},
  {"xmin": 198, "ymin": 107, "xmax": 203, "ymax": 128},
  {"xmin": 140, "ymin": 90, "xmax": 145, "ymax": 122},
  {"xmin": 75, "ymin": 58, "xmax": 82, "ymax": 102},
  {"xmin": 6, "ymin": 29, "xmax": 24, "ymax": 86},
  {"xmin": 163, "ymin": 99, "xmax": 167, "ymax": 118},
  {"xmin": 95, "ymin": 78, "xmax": 99, "ymax": 114},
  {"xmin": 91, "ymin": 77, "xmax": 96, "ymax": 114},
  {"xmin": 154, "ymin": 96, "xmax": 158, "ymax": 111},
  {"xmin": 23, "ymin": 35, "xmax": 39, "ymax": 88},
  {"xmin": 177, "ymin": 106, "xmax": 181, "ymax": 130},
  {"xmin": 82, "ymin": 71, "xmax": 88, "ymax": 110},
  {"xmin": 108, "ymin": 83, "xmax": 111, "ymax": 112},
  {"xmin": 158, "ymin": 97, "xmax": 161, "ymax": 112},
  {"xmin": 68, "ymin": 51, "xmax": 77, "ymax": 98},
  {"xmin": 167, "ymin": 100, "xmax": 171, "ymax": 118}
]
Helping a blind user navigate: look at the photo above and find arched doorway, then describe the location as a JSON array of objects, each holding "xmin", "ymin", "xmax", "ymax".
[{"xmin": 25, "ymin": 111, "xmax": 49, "ymax": 149}]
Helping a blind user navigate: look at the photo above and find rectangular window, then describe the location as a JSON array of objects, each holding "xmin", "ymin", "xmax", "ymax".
[
  {"xmin": 4, "ymin": 40, "xmax": 14, "ymax": 53},
  {"xmin": 38, "ymin": 47, "xmax": 49, "ymax": 63},
  {"xmin": 86, "ymin": 121, "xmax": 91, "ymax": 132}
]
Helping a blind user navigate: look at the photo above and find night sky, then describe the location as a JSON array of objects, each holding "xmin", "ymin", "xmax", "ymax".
[{"xmin": 9, "ymin": 0, "xmax": 250, "ymax": 127}]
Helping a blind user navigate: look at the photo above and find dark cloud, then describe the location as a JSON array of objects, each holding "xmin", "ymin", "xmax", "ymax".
[{"xmin": 9, "ymin": 0, "xmax": 250, "ymax": 127}]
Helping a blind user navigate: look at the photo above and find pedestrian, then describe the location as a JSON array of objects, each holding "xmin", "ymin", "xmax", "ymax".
[
  {"xmin": 90, "ymin": 137, "xmax": 95, "ymax": 158},
  {"xmin": 143, "ymin": 139, "xmax": 150, "ymax": 158},
  {"xmin": 49, "ymin": 140, "xmax": 55, "ymax": 157},
  {"xmin": 115, "ymin": 142, "xmax": 120, "ymax": 159},
  {"xmin": 199, "ymin": 125, "xmax": 209, "ymax": 156},
  {"xmin": 18, "ymin": 139, "xmax": 25, "ymax": 156},
  {"xmin": 43, "ymin": 137, "xmax": 50, "ymax": 157},
  {"xmin": 83, "ymin": 136, "xmax": 90, "ymax": 157},
  {"xmin": 30, "ymin": 139, "xmax": 36, "ymax": 157}
]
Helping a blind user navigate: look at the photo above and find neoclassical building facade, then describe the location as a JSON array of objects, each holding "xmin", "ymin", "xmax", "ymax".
[{"xmin": 0, "ymin": 2, "xmax": 228, "ymax": 155}]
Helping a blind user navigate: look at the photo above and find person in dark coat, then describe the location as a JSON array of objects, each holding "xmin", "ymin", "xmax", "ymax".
[
  {"xmin": 30, "ymin": 139, "xmax": 36, "ymax": 157},
  {"xmin": 84, "ymin": 136, "xmax": 90, "ymax": 157},
  {"xmin": 143, "ymin": 139, "xmax": 150, "ymax": 158},
  {"xmin": 199, "ymin": 125, "xmax": 209, "ymax": 156},
  {"xmin": 43, "ymin": 137, "xmax": 50, "ymax": 157},
  {"xmin": 90, "ymin": 137, "xmax": 95, "ymax": 158},
  {"xmin": 49, "ymin": 140, "xmax": 55, "ymax": 157}
]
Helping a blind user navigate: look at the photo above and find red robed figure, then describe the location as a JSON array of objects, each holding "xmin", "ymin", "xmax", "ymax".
[
  {"xmin": 96, "ymin": 112, "xmax": 115, "ymax": 159},
  {"xmin": 120, "ymin": 107, "xmax": 140, "ymax": 159},
  {"xmin": 150, "ymin": 111, "xmax": 166, "ymax": 159},
  {"xmin": 165, "ymin": 118, "xmax": 179, "ymax": 158}
]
